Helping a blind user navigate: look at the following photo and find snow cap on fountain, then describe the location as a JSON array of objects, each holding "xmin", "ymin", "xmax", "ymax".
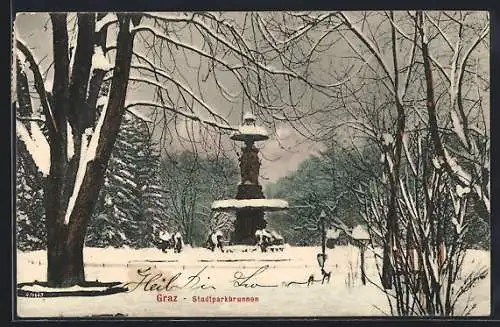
[
  {"xmin": 231, "ymin": 112, "xmax": 269, "ymax": 142},
  {"xmin": 211, "ymin": 198, "xmax": 289, "ymax": 211},
  {"xmin": 243, "ymin": 112, "xmax": 257, "ymax": 123}
]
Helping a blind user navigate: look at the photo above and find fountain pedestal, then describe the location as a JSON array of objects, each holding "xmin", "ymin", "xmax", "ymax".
[
  {"xmin": 232, "ymin": 183, "xmax": 266, "ymax": 244},
  {"xmin": 211, "ymin": 113, "xmax": 288, "ymax": 245},
  {"xmin": 236, "ymin": 184, "xmax": 264, "ymax": 199},
  {"xmin": 233, "ymin": 209, "xmax": 267, "ymax": 245}
]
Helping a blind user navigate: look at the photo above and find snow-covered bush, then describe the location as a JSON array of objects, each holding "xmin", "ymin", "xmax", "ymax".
[{"xmin": 356, "ymin": 131, "xmax": 488, "ymax": 316}]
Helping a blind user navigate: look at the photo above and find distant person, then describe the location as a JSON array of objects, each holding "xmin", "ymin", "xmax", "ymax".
[
  {"xmin": 206, "ymin": 230, "xmax": 224, "ymax": 252},
  {"xmin": 270, "ymin": 231, "xmax": 284, "ymax": 246},
  {"xmin": 157, "ymin": 231, "xmax": 172, "ymax": 253},
  {"xmin": 255, "ymin": 229, "xmax": 272, "ymax": 252},
  {"xmin": 173, "ymin": 232, "xmax": 184, "ymax": 253},
  {"xmin": 255, "ymin": 229, "xmax": 264, "ymax": 251}
]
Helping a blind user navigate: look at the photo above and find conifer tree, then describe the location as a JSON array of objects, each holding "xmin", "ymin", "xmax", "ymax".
[
  {"xmin": 86, "ymin": 110, "xmax": 167, "ymax": 248},
  {"xmin": 16, "ymin": 140, "xmax": 46, "ymax": 251}
]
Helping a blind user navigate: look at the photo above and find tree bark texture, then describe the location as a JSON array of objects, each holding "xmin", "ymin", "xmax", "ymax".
[{"xmin": 41, "ymin": 13, "xmax": 139, "ymax": 287}]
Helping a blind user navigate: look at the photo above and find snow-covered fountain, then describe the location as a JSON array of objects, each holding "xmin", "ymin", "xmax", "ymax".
[{"xmin": 211, "ymin": 113, "xmax": 288, "ymax": 245}]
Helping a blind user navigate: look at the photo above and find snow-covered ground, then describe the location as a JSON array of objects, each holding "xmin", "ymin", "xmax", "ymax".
[{"xmin": 16, "ymin": 245, "xmax": 490, "ymax": 318}]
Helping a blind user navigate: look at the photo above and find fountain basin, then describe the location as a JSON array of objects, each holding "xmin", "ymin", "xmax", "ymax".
[
  {"xmin": 230, "ymin": 125, "xmax": 269, "ymax": 142},
  {"xmin": 212, "ymin": 199, "xmax": 289, "ymax": 212}
]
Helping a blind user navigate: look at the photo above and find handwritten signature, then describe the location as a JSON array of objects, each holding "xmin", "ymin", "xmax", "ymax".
[
  {"xmin": 232, "ymin": 265, "xmax": 278, "ymax": 288},
  {"xmin": 123, "ymin": 266, "xmax": 216, "ymax": 292},
  {"xmin": 122, "ymin": 265, "xmax": 329, "ymax": 292}
]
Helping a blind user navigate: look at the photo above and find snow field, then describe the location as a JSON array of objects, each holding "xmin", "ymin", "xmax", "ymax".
[{"xmin": 16, "ymin": 246, "xmax": 489, "ymax": 317}]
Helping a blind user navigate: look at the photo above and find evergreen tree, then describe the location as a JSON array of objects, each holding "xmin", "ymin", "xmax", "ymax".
[
  {"xmin": 86, "ymin": 110, "xmax": 167, "ymax": 248},
  {"xmin": 15, "ymin": 60, "xmax": 47, "ymax": 251},
  {"xmin": 135, "ymin": 130, "xmax": 169, "ymax": 247},
  {"xmin": 16, "ymin": 138, "xmax": 46, "ymax": 251}
]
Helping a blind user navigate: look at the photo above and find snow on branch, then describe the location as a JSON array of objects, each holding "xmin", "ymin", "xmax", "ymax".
[
  {"xmin": 64, "ymin": 104, "xmax": 108, "ymax": 225},
  {"xmin": 67, "ymin": 122, "xmax": 75, "ymax": 161},
  {"xmin": 423, "ymin": 12, "xmax": 454, "ymax": 50},
  {"xmin": 92, "ymin": 46, "xmax": 114, "ymax": 71},
  {"xmin": 399, "ymin": 178, "xmax": 419, "ymax": 221},
  {"xmin": 124, "ymin": 101, "xmax": 236, "ymax": 131},
  {"xmin": 278, "ymin": 12, "xmax": 335, "ymax": 45},
  {"xmin": 338, "ymin": 12, "xmax": 395, "ymax": 85},
  {"xmin": 457, "ymin": 24, "xmax": 489, "ymax": 81},
  {"xmin": 402, "ymin": 133, "xmax": 417, "ymax": 176},
  {"xmin": 131, "ymin": 49, "xmax": 242, "ymax": 105},
  {"xmin": 64, "ymin": 129, "xmax": 91, "ymax": 225},
  {"xmin": 86, "ymin": 105, "xmax": 107, "ymax": 162},
  {"xmin": 131, "ymin": 30, "xmax": 238, "ymax": 75},
  {"xmin": 15, "ymin": 39, "xmax": 57, "ymax": 133},
  {"xmin": 450, "ymin": 110, "xmax": 468, "ymax": 148},
  {"xmin": 339, "ymin": 33, "xmax": 395, "ymax": 97},
  {"xmin": 130, "ymin": 24, "xmax": 252, "ymax": 71},
  {"xmin": 127, "ymin": 107, "xmax": 152, "ymax": 123},
  {"xmin": 206, "ymin": 14, "xmax": 311, "ymax": 87},
  {"xmin": 443, "ymin": 149, "xmax": 472, "ymax": 185},
  {"xmin": 130, "ymin": 23, "xmax": 343, "ymax": 90},
  {"xmin": 128, "ymin": 72, "xmax": 229, "ymax": 123},
  {"xmin": 16, "ymin": 115, "xmax": 45, "ymax": 123},
  {"xmin": 16, "ymin": 120, "xmax": 50, "ymax": 176},
  {"xmin": 95, "ymin": 13, "xmax": 118, "ymax": 32},
  {"xmin": 142, "ymin": 12, "xmax": 195, "ymax": 23},
  {"xmin": 385, "ymin": 13, "xmax": 451, "ymax": 85}
]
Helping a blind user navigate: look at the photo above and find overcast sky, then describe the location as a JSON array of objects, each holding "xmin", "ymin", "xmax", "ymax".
[
  {"xmin": 14, "ymin": 11, "xmax": 490, "ymax": 186},
  {"xmin": 14, "ymin": 12, "xmax": 326, "ymax": 186}
]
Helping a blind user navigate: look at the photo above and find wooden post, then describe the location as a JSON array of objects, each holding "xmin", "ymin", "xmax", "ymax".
[
  {"xmin": 317, "ymin": 211, "xmax": 328, "ymax": 280},
  {"xmin": 320, "ymin": 212, "xmax": 326, "ymax": 256},
  {"xmin": 360, "ymin": 243, "xmax": 366, "ymax": 285}
]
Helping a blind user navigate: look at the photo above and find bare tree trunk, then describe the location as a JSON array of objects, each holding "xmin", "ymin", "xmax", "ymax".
[
  {"xmin": 360, "ymin": 244, "xmax": 366, "ymax": 285},
  {"xmin": 45, "ymin": 13, "xmax": 138, "ymax": 287},
  {"xmin": 47, "ymin": 226, "xmax": 84, "ymax": 286},
  {"xmin": 382, "ymin": 12, "xmax": 406, "ymax": 289},
  {"xmin": 46, "ymin": 13, "xmax": 72, "ymax": 287}
]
